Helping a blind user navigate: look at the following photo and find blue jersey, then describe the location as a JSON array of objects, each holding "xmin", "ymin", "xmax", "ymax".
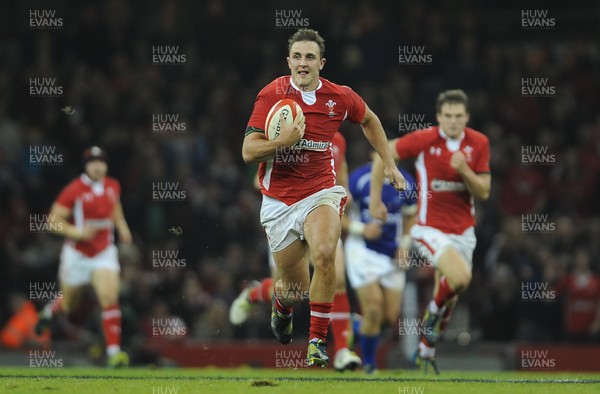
[{"xmin": 348, "ymin": 163, "xmax": 417, "ymax": 257}]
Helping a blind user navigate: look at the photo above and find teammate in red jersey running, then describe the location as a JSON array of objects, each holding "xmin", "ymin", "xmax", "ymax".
[
  {"xmin": 369, "ymin": 90, "xmax": 491, "ymax": 374},
  {"xmin": 231, "ymin": 131, "xmax": 361, "ymax": 371},
  {"xmin": 242, "ymin": 29, "xmax": 403, "ymax": 367},
  {"xmin": 35, "ymin": 146, "xmax": 132, "ymax": 367}
]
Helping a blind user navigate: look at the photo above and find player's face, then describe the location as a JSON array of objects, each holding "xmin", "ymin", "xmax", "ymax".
[
  {"xmin": 437, "ymin": 103, "xmax": 469, "ymax": 139},
  {"xmin": 287, "ymin": 41, "xmax": 325, "ymax": 91},
  {"xmin": 85, "ymin": 160, "xmax": 107, "ymax": 181}
]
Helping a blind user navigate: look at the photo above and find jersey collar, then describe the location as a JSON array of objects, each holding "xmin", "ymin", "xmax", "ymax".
[
  {"xmin": 438, "ymin": 127, "xmax": 465, "ymax": 141},
  {"xmin": 289, "ymin": 76, "xmax": 322, "ymax": 92}
]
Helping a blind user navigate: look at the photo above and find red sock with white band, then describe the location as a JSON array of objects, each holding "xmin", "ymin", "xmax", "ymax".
[
  {"xmin": 102, "ymin": 304, "xmax": 122, "ymax": 357},
  {"xmin": 309, "ymin": 302, "xmax": 332, "ymax": 342}
]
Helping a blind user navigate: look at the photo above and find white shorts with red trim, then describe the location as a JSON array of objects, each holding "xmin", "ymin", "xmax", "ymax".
[
  {"xmin": 410, "ymin": 224, "xmax": 476, "ymax": 268},
  {"xmin": 260, "ymin": 185, "xmax": 347, "ymax": 253},
  {"xmin": 59, "ymin": 244, "xmax": 120, "ymax": 286}
]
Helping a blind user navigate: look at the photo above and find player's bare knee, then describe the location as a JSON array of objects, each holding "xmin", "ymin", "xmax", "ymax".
[
  {"xmin": 448, "ymin": 270, "xmax": 471, "ymax": 292},
  {"xmin": 310, "ymin": 244, "xmax": 336, "ymax": 271},
  {"xmin": 364, "ymin": 305, "xmax": 383, "ymax": 326}
]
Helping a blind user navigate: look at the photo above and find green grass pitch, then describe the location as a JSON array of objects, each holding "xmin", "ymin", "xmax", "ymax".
[{"xmin": 1, "ymin": 367, "xmax": 600, "ymax": 393}]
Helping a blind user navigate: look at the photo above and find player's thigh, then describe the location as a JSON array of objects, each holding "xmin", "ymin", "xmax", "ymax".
[
  {"xmin": 89, "ymin": 246, "xmax": 121, "ymax": 307},
  {"xmin": 60, "ymin": 284, "xmax": 85, "ymax": 313},
  {"xmin": 91, "ymin": 268, "xmax": 120, "ymax": 307},
  {"xmin": 303, "ymin": 205, "xmax": 341, "ymax": 266},
  {"xmin": 437, "ymin": 247, "xmax": 471, "ymax": 288}
]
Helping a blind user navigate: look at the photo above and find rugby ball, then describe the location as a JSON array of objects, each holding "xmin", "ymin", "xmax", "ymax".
[{"xmin": 264, "ymin": 99, "xmax": 303, "ymax": 140}]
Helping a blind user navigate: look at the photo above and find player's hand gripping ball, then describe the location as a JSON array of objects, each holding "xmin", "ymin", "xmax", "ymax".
[{"xmin": 264, "ymin": 99, "xmax": 304, "ymax": 140}]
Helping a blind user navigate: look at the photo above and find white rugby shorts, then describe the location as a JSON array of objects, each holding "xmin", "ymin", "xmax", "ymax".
[
  {"xmin": 260, "ymin": 185, "xmax": 347, "ymax": 253},
  {"xmin": 410, "ymin": 224, "xmax": 476, "ymax": 268},
  {"xmin": 344, "ymin": 236, "xmax": 406, "ymax": 291},
  {"xmin": 59, "ymin": 244, "xmax": 120, "ymax": 286}
]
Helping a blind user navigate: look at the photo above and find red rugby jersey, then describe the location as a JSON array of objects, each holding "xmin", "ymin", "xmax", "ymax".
[
  {"xmin": 247, "ymin": 76, "xmax": 365, "ymax": 205},
  {"xmin": 395, "ymin": 126, "xmax": 490, "ymax": 234},
  {"xmin": 55, "ymin": 174, "xmax": 120, "ymax": 257}
]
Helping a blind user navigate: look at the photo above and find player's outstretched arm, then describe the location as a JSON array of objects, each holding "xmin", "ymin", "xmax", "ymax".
[
  {"xmin": 369, "ymin": 139, "xmax": 401, "ymax": 221},
  {"xmin": 360, "ymin": 106, "xmax": 405, "ymax": 191},
  {"xmin": 48, "ymin": 202, "xmax": 96, "ymax": 241},
  {"xmin": 242, "ymin": 113, "xmax": 305, "ymax": 164}
]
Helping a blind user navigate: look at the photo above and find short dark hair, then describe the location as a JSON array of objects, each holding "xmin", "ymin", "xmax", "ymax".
[
  {"xmin": 436, "ymin": 89, "xmax": 469, "ymax": 113},
  {"xmin": 288, "ymin": 29, "xmax": 325, "ymax": 59}
]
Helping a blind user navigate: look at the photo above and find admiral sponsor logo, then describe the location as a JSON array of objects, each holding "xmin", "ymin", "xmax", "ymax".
[
  {"xmin": 430, "ymin": 179, "xmax": 466, "ymax": 192},
  {"xmin": 293, "ymin": 139, "xmax": 329, "ymax": 151}
]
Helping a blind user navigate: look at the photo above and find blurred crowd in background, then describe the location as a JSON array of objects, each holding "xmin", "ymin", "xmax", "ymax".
[{"xmin": 1, "ymin": 1, "xmax": 599, "ymax": 357}]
